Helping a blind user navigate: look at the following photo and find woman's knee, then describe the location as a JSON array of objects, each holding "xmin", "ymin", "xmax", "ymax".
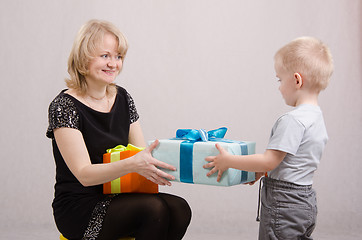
[
  {"xmin": 159, "ymin": 194, "xmax": 192, "ymax": 225},
  {"xmin": 175, "ymin": 197, "xmax": 192, "ymax": 222},
  {"xmin": 141, "ymin": 195, "xmax": 175, "ymax": 224}
]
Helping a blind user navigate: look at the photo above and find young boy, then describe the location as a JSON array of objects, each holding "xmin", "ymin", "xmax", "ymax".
[{"xmin": 204, "ymin": 37, "xmax": 334, "ymax": 239}]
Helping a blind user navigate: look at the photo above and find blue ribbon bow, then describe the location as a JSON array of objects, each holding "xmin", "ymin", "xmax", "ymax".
[{"xmin": 175, "ymin": 127, "xmax": 228, "ymax": 142}]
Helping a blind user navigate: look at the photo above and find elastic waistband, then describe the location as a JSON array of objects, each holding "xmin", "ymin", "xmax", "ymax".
[
  {"xmin": 256, "ymin": 177, "xmax": 313, "ymax": 222},
  {"xmin": 263, "ymin": 177, "xmax": 312, "ymax": 192}
]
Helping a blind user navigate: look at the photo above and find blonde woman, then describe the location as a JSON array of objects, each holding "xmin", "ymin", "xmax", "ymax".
[{"xmin": 47, "ymin": 19, "xmax": 191, "ymax": 240}]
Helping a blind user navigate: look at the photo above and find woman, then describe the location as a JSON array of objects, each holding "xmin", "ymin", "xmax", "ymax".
[{"xmin": 46, "ymin": 19, "xmax": 192, "ymax": 240}]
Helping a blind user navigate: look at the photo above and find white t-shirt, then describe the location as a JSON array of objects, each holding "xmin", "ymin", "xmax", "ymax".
[{"xmin": 267, "ymin": 104, "xmax": 328, "ymax": 185}]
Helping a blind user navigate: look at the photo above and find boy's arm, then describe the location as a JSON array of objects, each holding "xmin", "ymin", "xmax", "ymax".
[{"xmin": 204, "ymin": 143, "xmax": 286, "ymax": 182}]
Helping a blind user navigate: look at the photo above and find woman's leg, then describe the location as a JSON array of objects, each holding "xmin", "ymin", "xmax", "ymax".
[{"xmin": 97, "ymin": 193, "xmax": 191, "ymax": 240}]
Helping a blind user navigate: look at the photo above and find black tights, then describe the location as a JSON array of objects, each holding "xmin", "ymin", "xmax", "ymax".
[{"xmin": 97, "ymin": 193, "xmax": 192, "ymax": 240}]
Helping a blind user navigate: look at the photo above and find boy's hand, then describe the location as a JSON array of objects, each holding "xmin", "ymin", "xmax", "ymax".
[
  {"xmin": 247, "ymin": 172, "xmax": 265, "ymax": 185},
  {"xmin": 203, "ymin": 143, "xmax": 231, "ymax": 182}
]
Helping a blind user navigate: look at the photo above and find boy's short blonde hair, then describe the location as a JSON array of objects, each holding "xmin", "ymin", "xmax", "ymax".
[
  {"xmin": 65, "ymin": 19, "xmax": 128, "ymax": 95},
  {"xmin": 275, "ymin": 36, "xmax": 334, "ymax": 92}
]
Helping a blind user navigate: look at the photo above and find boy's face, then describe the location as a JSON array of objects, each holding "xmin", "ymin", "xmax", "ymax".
[{"xmin": 274, "ymin": 59, "xmax": 298, "ymax": 107}]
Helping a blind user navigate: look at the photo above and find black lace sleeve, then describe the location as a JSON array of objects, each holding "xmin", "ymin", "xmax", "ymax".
[
  {"xmin": 126, "ymin": 92, "xmax": 139, "ymax": 124},
  {"xmin": 46, "ymin": 94, "xmax": 80, "ymax": 139}
]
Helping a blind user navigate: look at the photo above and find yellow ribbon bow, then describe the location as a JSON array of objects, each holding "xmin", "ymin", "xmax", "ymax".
[{"xmin": 106, "ymin": 144, "xmax": 145, "ymax": 153}]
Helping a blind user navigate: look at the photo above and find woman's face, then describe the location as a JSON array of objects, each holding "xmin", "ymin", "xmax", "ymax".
[{"xmin": 86, "ymin": 33, "xmax": 122, "ymax": 86}]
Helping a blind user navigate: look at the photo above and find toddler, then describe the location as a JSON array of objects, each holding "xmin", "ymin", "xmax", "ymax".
[{"xmin": 204, "ymin": 36, "xmax": 334, "ymax": 240}]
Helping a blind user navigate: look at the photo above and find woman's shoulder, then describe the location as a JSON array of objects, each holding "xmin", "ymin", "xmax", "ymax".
[
  {"xmin": 115, "ymin": 85, "xmax": 134, "ymax": 103},
  {"xmin": 49, "ymin": 89, "xmax": 76, "ymax": 108},
  {"xmin": 50, "ymin": 88, "xmax": 90, "ymax": 110},
  {"xmin": 47, "ymin": 90, "xmax": 80, "ymax": 139},
  {"xmin": 115, "ymin": 85, "xmax": 128, "ymax": 95}
]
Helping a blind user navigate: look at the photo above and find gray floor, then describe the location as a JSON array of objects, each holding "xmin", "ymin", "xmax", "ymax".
[{"xmin": 1, "ymin": 224, "xmax": 361, "ymax": 240}]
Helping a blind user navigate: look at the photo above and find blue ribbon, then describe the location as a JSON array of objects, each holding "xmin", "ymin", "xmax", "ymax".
[
  {"xmin": 179, "ymin": 141, "xmax": 194, "ymax": 183},
  {"xmin": 174, "ymin": 127, "xmax": 249, "ymax": 183}
]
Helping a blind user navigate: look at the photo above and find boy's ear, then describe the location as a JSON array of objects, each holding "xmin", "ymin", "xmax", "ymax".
[{"xmin": 294, "ymin": 73, "xmax": 303, "ymax": 89}]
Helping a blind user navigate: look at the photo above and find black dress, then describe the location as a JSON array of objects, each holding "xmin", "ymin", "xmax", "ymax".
[{"xmin": 46, "ymin": 86, "xmax": 139, "ymax": 239}]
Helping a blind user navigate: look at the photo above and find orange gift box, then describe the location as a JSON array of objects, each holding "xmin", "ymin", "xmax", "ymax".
[{"xmin": 103, "ymin": 144, "xmax": 159, "ymax": 194}]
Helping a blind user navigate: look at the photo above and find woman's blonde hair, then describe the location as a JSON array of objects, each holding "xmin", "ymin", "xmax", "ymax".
[
  {"xmin": 275, "ymin": 36, "xmax": 334, "ymax": 92},
  {"xmin": 65, "ymin": 19, "xmax": 128, "ymax": 95}
]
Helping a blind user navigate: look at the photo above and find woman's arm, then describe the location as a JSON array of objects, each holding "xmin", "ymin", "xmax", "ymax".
[
  {"xmin": 129, "ymin": 120, "xmax": 146, "ymax": 147},
  {"xmin": 54, "ymin": 127, "xmax": 176, "ymax": 187}
]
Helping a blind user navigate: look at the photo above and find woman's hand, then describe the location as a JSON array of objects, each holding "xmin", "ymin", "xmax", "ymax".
[
  {"xmin": 133, "ymin": 140, "xmax": 176, "ymax": 186},
  {"xmin": 203, "ymin": 143, "xmax": 231, "ymax": 182}
]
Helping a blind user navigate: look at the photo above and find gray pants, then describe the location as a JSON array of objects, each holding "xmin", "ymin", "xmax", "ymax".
[{"xmin": 258, "ymin": 177, "xmax": 317, "ymax": 240}]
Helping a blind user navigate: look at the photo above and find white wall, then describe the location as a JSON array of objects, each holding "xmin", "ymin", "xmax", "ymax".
[{"xmin": 0, "ymin": 0, "xmax": 361, "ymax": 238}]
